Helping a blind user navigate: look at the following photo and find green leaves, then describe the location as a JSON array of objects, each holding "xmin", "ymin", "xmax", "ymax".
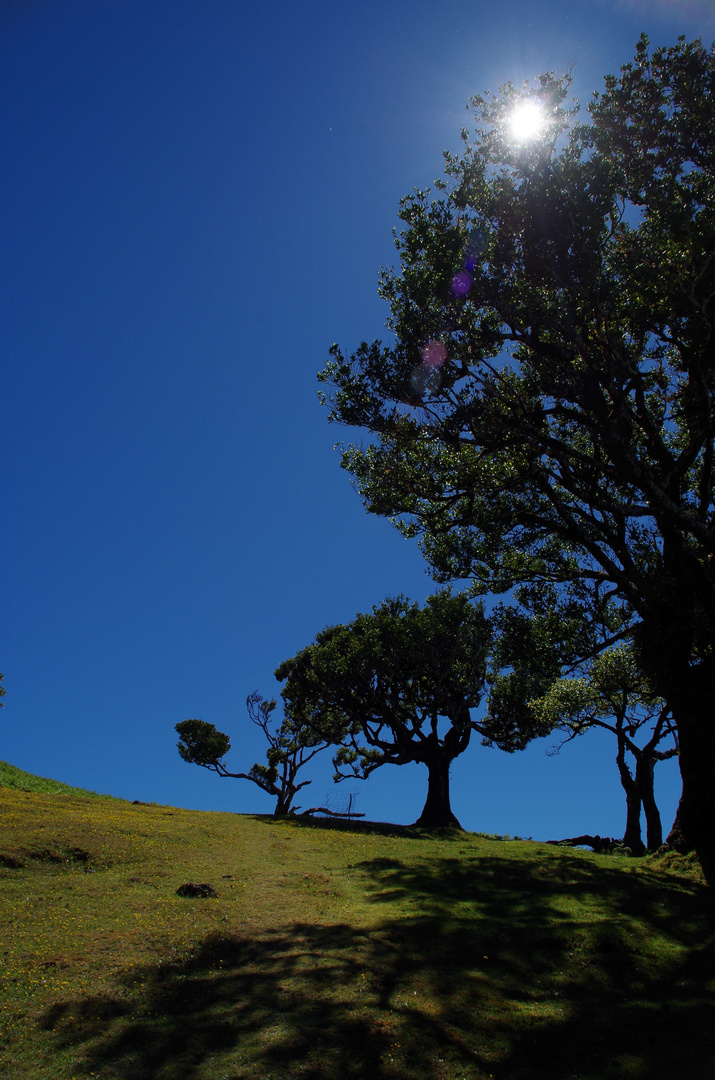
[
  {"xmin": 175, "ymin": 694, "xmax": 331, "ymax": 815},
  {"xmin": 530, "ymin": 644, "xmax": 660, "ymax": 732},
  {"xmin": 175, "ymin": 719, "xmax": 231, "ymax": 768},
  {"xmin": 276, "ymin": 591, "xmax": 492, "ymax": 778},
  {"xmin": 316, "ymin": 34, "xmax": 715, "ymax": 868},
  {"xmin": 319, "ymin": 35, "xmax": 715, "ymax": 672}
]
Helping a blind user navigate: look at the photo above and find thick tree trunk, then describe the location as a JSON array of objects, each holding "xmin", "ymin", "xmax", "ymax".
[
  {"xmin": 615, "ymin": 736, "xmax": 645, "ymax": 855},
  {"xmin": 636, "ymin": 611, "xmax": 715, "ymax": 884},
  {"xmin": 274, "ymin": 790, "xmax": 294, "ymax": 816},
  {"xmin": 642, "ymin": 791, "xmax": 663, "ymax": 851},
  {"xmin": 664, "ymin": 708, "xmax": 715, "ymax": 882},
  {"xmin": 414, "ymin": 755, "xmax": 462, "ymax": 829},
  {"xmin": 636, "ymin": 756, "xmax": 663, "ymax": 851},
  {"xmin": 622, "ymin": 786, "xmax": 645, "ymax": 856},
  {"xmin": 651, "ymin": 660, "xmax": 715, "ymax": 883}
]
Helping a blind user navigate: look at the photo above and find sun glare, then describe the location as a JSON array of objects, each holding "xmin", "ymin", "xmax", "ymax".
[{"xmin": 509, "ymin": 100, "xmax": 544, "ymax": 143}]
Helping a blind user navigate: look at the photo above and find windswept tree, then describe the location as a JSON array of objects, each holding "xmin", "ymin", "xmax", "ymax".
[
  {"xmin": 276, "ymin": 590, "xmax": 492, "ymax": 829},
  {"xmin": 319, "ymin": 37, "xmax": 715, "ymax": 880},
  {"xmin": 531, "ymin": 645, "xmax": 679, "ymax": 853},
  {"xmin": 175, "ymin": 692, "xmax": 329, "ymax": 816}
]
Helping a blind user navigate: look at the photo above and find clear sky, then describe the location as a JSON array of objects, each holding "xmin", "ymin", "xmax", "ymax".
[{"xmin": 2, "ymin": 0, "xmax": 712, "ymax": 839}]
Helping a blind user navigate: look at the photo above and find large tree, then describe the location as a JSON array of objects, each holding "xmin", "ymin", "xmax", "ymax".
[
  {"xmin": 276, "ymin": 590, "xmax": 492, "ymax": 829},
  {"xmin": 319, "ymin": 37, "xmax": 715, "ymax": 880}
]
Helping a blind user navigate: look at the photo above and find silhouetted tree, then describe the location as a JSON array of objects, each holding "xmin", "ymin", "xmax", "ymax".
[
  {"xmin": 276, "ymin": 591, "xmax": 492, "ymax": 829},
  {"xmin": 532, "ymin": 645, "xmax": 679, "ymax": 853},
  {"xmin": 175, "ymin": 693, "xmax": 329, "ymax": 815},
  {"xmin": 319, "ymin": 37, "xmax": 715, "ymax": 880}
]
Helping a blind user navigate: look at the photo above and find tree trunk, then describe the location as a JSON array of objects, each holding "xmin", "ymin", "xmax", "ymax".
[
  {"xmin": 636, "ymin": 614, "xmax": 715, "ymax": 885},
  {"xmin": 414, "ymin": 755, "xmax": 462, "ymax": 829},
  {"xmin": 615, "ymin": 729, "xmax": 645, "ymax": 855},
  {"xmin": 664, "ymin": 707, "xmax": 715, "ymax": 882},
  {"xmin": 650, "ymin": 659, "xmax": 714, "ymax": 883},
  {"xmin": 636, "ymin": 755, "xmax": 663, "ymax": 851},
  {"xmin": 274, "ymin": 789, "xmax": 294, "ymax": 816},
  {"xmin": 622, "ymin": 785, "xmax": 645, "ymax": 856}
]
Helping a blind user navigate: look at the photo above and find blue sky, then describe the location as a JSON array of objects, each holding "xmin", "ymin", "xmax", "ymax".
[{"xmin": 2, "ymin": 0, "xmax": 712, "ymax": 839}]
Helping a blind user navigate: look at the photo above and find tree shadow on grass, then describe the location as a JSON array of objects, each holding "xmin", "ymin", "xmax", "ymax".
[
  {"xmin": 40, "ymin": 923, "xmax": 411, "ymax": 1080},
  {"xmin": 38, "ymin": 852, "xmax": 715, "ymax": 1080},
  {"xmin": 256, "ymin": 813, "xmax": 444, "ymax": 840},
  {"xmin": 353, "ymin": 851, "xmax": 715, "ymax": 1079}
]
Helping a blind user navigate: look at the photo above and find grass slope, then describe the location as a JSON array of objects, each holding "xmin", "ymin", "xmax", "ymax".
[
  {"xmin": 0, "ymin": 779, "xmax": 713, "ymax": 1080},
  {"xmin": 0, "ymin": 760, "xmax": 115, "ymax": 800}
]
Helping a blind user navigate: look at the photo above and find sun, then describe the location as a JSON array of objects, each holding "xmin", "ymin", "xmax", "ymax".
[{"xmin": 509, "ymin": 100, "xmax": 544, "ymax": 143}]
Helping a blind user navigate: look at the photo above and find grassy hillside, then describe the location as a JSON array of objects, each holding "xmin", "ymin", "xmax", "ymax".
[
  {"xmin": 0, "ymin": 760, "xmax": 116, "ymax": 799},
  {"xmin": 0, "ymin": 779, "xmax": 713, "ymax": 1080}
]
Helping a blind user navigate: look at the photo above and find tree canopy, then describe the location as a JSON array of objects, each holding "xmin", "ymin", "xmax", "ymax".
[
  {"xmin": 276, "ymin": 590, "xmax": 492, "ymax": 828},
  {"xmin": 318, "ymin": 36, "xmax": 715, "ymax": 880}
]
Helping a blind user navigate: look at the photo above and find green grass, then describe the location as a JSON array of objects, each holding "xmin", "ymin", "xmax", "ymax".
[
  {"xmin": 0, "ymin": 770, "xmax": 713, "ymax": 1080},
  {"xmin": 0, "ymin": 760, "xmax": 116, "ymax": 800}
]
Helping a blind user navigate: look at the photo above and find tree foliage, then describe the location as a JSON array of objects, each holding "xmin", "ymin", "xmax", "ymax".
[
  {"xmin": 481, "ymin": 581, "xmax": 607, "ymax": 750},
  {"xmin": 175, "ymin": 693, "xmax": 329, "ymax": 816},
  {"xmin": 319, "ymin": 36, "xmax": 715, "ymax": 880},
  {"xmin": 176, "ymin": 718, "xmax": 231, "ymax": 768},
  {"xmin": 482, "ymin": 585, "xmax": 678, "ymax": 850},
  {"xmin": 276, "ymin": 590, "xmax": 491, "ymax": 828},
  {"xmin": 532, "ymin": 644, "xmax": 678, "ymax": 852}
]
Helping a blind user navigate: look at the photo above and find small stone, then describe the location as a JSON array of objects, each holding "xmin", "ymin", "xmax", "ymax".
[{"xmin": 175, "ymin": 882, "xmax": 218, "ymax": 898}]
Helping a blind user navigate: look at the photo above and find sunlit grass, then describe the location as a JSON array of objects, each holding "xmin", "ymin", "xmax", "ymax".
[
  {"xmin": 0, "ymin": 759, "xmax": 116, "ymax": 799},
  {"xmin": 0, "ymin": 778, "xmax": 713, "ymax": 1079}
]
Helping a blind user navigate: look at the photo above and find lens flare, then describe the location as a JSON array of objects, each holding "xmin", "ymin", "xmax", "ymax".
[
  {"xmin": 451, "ymin": 270, "xmax": 473, "ymax": 297},
  {"xmin": 408, "ymin": 341, "xmax": 448, "ymax": 401},
  {"xmin": 464, "ymin": 228, "xmax": 486, "ymax": 270},
  {"xmin": 509, "ymin": 100, "xmax": 544, "ymax": 143},
  {"xmin": 421, "ymin": 340, "xmax": 448, "ymax": 368},
  {"xmin": 409, "ymin": 363, "xmax": 442, "ymax": 399}
]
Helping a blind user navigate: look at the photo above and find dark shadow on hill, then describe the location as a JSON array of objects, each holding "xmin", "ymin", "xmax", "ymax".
[
  {"xmin": 37, "ymin": 853, "xmax": 715, "ymax": 1080},
  {"xmin": 351, "ymin": 851, "xmax": 715, "ymax": 1079},
  {"xmin": 256, "ymin": 812, "xmax": 449, "ymax": 840}
]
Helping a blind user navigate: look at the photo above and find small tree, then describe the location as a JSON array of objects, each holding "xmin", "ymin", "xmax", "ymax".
[
  {"xmin": 175, "ymin": 692, "xmax": 329, "ymax": 816},
  {"xmin": 531, "ymin": 646, "xmax": 679, "ymax": 853},
  {"xmin": 480, "ymin": 588, "xmax": 680, "ymax": 851},
  {"xmin": 276, "ymin": 591, "xmax": 492, "ymax": 829}
]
